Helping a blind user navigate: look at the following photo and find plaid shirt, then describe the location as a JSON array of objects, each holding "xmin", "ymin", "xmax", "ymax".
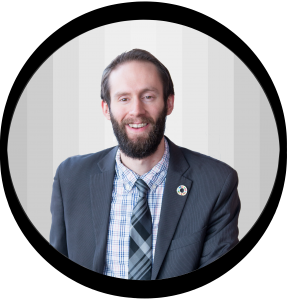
[{"xmin": 103, "ymin": 137, "xmax": 170, "ymax": 279}]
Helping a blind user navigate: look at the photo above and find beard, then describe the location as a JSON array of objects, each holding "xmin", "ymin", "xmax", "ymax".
[{"xmin": 110, "ymin": 104, "xmax": 168, "ymax": 159}]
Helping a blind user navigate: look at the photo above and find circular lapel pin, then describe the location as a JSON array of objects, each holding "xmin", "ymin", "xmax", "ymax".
[{"xmin": 177, "ymin": 185, "xmax": 187, "ymax": 196}]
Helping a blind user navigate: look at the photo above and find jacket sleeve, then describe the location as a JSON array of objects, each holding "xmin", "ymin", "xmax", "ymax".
[
  {"xmin": 198, "ymin": 169, "xmax": 241, "ymax": 268},
  {"xmin": 50, "ymin": 163, "xmax": 68, "ymax": 257}
]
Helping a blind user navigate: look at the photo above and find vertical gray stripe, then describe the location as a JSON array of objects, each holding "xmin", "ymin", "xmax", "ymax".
[
  {"xmin": 183, "ymin": 26, "xmax": 196, "ymax": 151},
  {"xmin": 208, "ymin": 38, "xmax": 222, "ymax": 160},
  {"xmin": 260, "ymin": 88, "xmax": 279, "ymax": 211},
  {"xmin": 94, "ymin": 27, "xmax": 106, "ymax": 152},
  {"xmin": 182, "ymin": 27, "xmax": 208, "ymax": 153},
  {"xmin": 27, "ymin": 56, "xmax": 53, "ymax": 240},
  {"xmin": 89, "ymin": 27, "xmax": 106, "ymax": 152},
  {"xmin": 53, "ymin": 38, "xmax": 79, "ymax": 174},
  {"xmin": 234, "ymin": 56, "xmax": 260, "ymax": 240},
  {"xmin": 79, "ymin": 28, "xmax": 105, "ymax": 154},
  {"xmin": 8, "ymin": 88, "xmax": 27, "ymax": 211},
  {"xmin": 208, "ymin": 38, "xmax": 234, "ymax": 167}
]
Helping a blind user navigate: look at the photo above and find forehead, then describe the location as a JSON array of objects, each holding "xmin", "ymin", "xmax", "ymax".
[{"xmin": 109, "ymin": 60, "xmax": 163, "ymax": 96}]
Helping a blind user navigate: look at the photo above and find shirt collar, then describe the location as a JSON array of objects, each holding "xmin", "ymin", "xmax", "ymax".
[{"xmin": 115, "ymin": 137, "xmax": 170, "ymax": 193}]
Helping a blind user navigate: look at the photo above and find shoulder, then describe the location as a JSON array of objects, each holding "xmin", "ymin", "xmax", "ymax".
[
  {"xmin": 56, "ymin": 146, "xmax": 116, "ymax": 176},
  {"xmin": 178, "ymin": 146, "xmax": 238, "ymax": 181}
]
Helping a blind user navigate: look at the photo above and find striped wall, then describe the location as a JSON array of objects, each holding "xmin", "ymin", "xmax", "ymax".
[{"xmin": 7, "ymin": 21, "xmax": 279, "ymax": 241}]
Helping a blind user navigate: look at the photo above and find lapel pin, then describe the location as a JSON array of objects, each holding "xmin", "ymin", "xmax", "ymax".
[{"xmin": 177, "ymin": 185, "xmax": 187, "ymax": 196}]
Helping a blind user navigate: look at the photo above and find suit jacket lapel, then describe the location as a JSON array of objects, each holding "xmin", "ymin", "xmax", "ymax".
[
  {"xmin": 151, "ymin": 137, "xmax": 193, "ymax": 280},
  {"xmin": 90, "ymin": 146, "xmax": 118, "ymax": 274}
]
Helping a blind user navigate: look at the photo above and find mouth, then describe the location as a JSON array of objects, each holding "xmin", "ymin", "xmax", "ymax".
[{"xmin": 126, "ymin": 123, "xmax": 149, "ymax": 132}]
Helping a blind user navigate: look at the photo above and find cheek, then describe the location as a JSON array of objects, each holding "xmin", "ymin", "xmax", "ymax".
[
  {"xmin": 110, "ymin": 106, "xmax": 126, "ymax": 121},
  {"xmin": 154, "ymin": 105, "xmax": 166, "ymax": 118}
]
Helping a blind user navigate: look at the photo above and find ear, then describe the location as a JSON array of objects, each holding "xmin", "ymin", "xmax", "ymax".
[
  {"xmin": 166, "ymin": 94, "xmax": 175, "ymax": 116},
  {"xmin": 101, "ymin": 100, "xmax": 111, "ymax": 120}
]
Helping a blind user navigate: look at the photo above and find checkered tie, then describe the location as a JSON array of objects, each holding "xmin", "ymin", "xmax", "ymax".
[{"xmin": 128, "ymin": 178, "xmax": 152, "ymax": 280}]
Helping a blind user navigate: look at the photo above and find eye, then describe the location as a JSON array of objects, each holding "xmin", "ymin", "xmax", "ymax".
[
  {"xmin": 120, "ymin": 98, "xmax": 128, "ymax": 102},
  {"xmin": 145, "ymin": 96, "xmax": 153, "ymax": 100}
]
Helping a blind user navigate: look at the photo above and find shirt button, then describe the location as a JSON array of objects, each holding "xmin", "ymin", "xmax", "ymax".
[{"xmin": 152, "ymin": 185, "xmax": 156, "ymax": 189}]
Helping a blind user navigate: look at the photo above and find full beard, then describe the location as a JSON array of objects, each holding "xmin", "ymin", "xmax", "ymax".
[{"xmin": 110, "ymin": 105, "xmax": 168, "ymax": 159}]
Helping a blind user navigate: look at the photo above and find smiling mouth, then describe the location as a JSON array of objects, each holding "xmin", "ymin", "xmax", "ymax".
[
  {"xmin": 126, "ymin": 123, "xmax": 149, "ymax": 131},
  {"xmin": 128, "ymin": 123, "xmax": 148, "ymax": 128}
]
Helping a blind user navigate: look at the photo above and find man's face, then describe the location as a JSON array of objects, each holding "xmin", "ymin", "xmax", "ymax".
[{"xmin": 102, "ymin": 60, "xmax": 174, "ymax": 159}]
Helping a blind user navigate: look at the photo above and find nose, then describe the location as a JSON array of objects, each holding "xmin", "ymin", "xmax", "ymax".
[{"xmin": 129, "ymin": 97, "xmax": 146, "ymax": 116}]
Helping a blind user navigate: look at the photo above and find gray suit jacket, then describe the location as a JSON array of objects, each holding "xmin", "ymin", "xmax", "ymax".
[{"xmin": 50, "ymin": 136, "xmax": 240, "ymax": 279}]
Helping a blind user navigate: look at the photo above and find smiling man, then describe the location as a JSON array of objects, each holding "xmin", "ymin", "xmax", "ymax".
[{"xmin": 50, "ymin": 49, "xmax": 241, "ymax": 280}]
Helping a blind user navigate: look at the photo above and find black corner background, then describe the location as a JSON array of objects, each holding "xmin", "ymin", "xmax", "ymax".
[{"xmin": 4, "ymin": 17, "xmax": 287, "ymax": 284}]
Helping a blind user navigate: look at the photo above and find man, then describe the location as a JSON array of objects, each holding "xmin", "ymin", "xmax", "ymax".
[{"xmin": 50, "ymin": 49, "xmax": 241, "ymax": 280}]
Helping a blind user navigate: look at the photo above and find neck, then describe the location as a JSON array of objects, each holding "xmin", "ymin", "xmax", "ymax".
[{"xmin": 120, "ymin": 137, "xmax": 165, "ymax": 176}]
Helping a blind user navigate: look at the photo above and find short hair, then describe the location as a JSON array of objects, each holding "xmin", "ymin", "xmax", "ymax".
[{"xmin": 100, "ymin": 49, "xmax": 174, "ymax": 108}]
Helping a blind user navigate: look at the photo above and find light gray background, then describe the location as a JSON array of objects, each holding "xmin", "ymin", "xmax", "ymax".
[{"xmin": 8, "ymin": 20, "xmax": 279, "ymax": 241}]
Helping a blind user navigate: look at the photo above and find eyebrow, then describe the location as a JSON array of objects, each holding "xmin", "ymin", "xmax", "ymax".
[{"xmin": 113, "ymin": 87, "xmax": 160, "ymax": 98}]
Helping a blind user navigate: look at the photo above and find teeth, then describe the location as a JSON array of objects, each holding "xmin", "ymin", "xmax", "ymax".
[{"xmin": 128, "ymin": 123, "xmax": 147, "ymax": 128}]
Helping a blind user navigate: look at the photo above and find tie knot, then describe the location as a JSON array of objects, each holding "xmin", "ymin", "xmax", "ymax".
[{"xmin": 134, "ymin": 178, "xmax": 149, "ymax": 197}]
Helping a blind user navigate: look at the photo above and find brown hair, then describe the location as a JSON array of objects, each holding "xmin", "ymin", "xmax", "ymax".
[{"xmin": 100, "ymin": 49, "xmax": 174, "ymax": 108}]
